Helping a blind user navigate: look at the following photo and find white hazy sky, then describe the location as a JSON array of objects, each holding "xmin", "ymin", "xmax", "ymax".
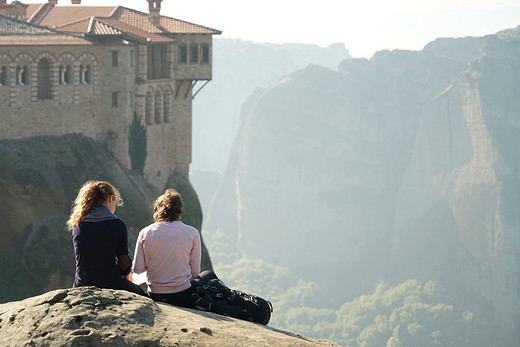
[{"xmin": 22, "ymin": 0, "xmax": 520, "ymax": 58}]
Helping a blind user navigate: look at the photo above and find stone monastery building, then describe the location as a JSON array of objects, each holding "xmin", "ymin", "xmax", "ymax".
[{"xmin": 0, "ymin": 0, "xmax": 221, "ymax": 189}]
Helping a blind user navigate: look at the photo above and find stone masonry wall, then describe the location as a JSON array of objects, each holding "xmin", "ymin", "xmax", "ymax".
[
  {"xmin": 0, "ymin": 44, "xmax": 135, "ymax": 170},
  {"xmin": 0, "ymin": 33, "xmax": 214, "ymax": 190},
  {"xmin": 173, "ymin": 35, "xmax": 213, "ymax": 80}
]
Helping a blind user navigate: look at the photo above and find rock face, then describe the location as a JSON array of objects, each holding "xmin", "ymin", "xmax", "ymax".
[
  {"xmin": 205, "ymin": 30, "xmax": 520, "ymax": 334},
  {"xmin": 207, "ymin": 50, "xmax": 465, "ymax": 297},
  {"xmin": 394, "ymin": 34, "xmax": 520, "ymax": 329},
  {"xmin": 0, "ymin": 135, "xmax": 211, "ymax": 303},
  {"xmin": 192, "ymin": 38, "xmax": 351, "ymax": 172},
  {"xmin": 0, "ymin": 287, "xmax": 337, "ymax": 346}
]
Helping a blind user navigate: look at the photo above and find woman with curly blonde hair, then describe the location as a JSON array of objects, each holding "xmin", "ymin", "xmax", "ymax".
[
  {"xmin": 68, "ymin": 180, "xmax": 145, "ymax": 296},
  {"xmin": 133, "ymin": 188, "xmax": 201, "ymax": 307}
]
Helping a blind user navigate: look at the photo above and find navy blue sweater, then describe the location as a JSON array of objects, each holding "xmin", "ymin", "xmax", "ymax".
[{"xmin": 72, "ymin": 216, "xmax": 131, "ymax": 289}]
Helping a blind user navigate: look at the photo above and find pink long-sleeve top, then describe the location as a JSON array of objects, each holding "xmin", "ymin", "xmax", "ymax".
[{"xmin": 132, "ymin": 220, "xmax": 201, "ymax": 294}]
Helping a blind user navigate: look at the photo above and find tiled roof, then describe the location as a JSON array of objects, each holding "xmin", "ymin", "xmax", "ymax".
[
  {"xmin": 26, "ymin": 4, "xmax": 221, "ymax": 42},
  {"xmin": 159, "ymin": 16, "xmax": 222, "ymax": 35},
  {"xmin": 1, "ymin": 3, "xmax": 221, "ymax": 45},
  {"xmin": 90, "ymin": 19, "xmax": 122, "ymax": 36},
  {"xmin": 97, "ymin": 17, "xmax": 174, "ymax": 42},
  {"xmin": 31, "ymin": 6, "xmax": 116, "ymax": 27},
  {"xmin": 0, "ymin": 12, "xmax": 54, "ymax": 34},
  {"xmin": 112, "ymin": 7, "xmax": 221, "ymax": 35},
  {"xmin": 0, "ymin": 14, "xmax": 92, "ymax": 45},
  {"xmin": 25, "ymin": 4, "xmax": 46, "ymax": 20},
  {"xmin": 111, "ymin": 7, "xmax": 162, "ymax": 34},
  {"xmin": 55, "ymin": 17, "xmax": 90, "ymax": 34},
  {"xmin": 26, "ymin": 3, "xmax": 53, "ymax": 24}
]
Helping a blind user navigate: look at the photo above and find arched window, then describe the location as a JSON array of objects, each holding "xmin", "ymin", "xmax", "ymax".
[
  {"xmin": 59, "ymin": 65, "xmax": 64, "ymax": 84},
  {"xmin": 154, "ymin": 92, "xmax": 162, "ymax": 124},
  {"xmin": 66, "ymin": 65, "xmax": 71, "ymax": 84},
  {"xmin": 145, "ymin": 92, "xmax": 153, "ymax": 124},
  {"xmin": 163, "ymin": 91, "xmax": 171, "ymax": 123},
  {"xmin": 17, "ymin": 65, "xmax": 28, "ymax": 85},
  {"xmin": 84, "ymin": 65, "xmax": 90, "ymax": 83},
  {"xmin": 0, "ymin": 66, "xmax": 6, "ymax": 86},
  {"xmin": 60, "ymin": 65, "xmax": 71, "ymax": 84},
  {"xmin": 37, "ymin": 59, "xmax": 51, "ymax": 99},
  {"xmin": 80, "ymin": 65, "xmax": 91, "ymax": 84}
]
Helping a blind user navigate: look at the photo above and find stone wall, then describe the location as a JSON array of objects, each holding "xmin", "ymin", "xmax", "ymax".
[
  {"xmin": 173, "ymin": 34, "xmax": 213, "ymax": 80},
  {"xmin": 0, "ymin": 33, "xmax": 214, "ymax": 189},
  {"xmin": 0, "ymin": 44, "xmax": 134, "ymax": 170}
]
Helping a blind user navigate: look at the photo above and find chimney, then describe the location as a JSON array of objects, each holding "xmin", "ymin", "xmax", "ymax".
[
  {"xmin": 71, "ymin": 0, "xmax": 81, "ymax": 4},
  {"xmin": 147, "ymin": 0, "xmax": 162, "ymax": 25},
  {"xmin": 48, "ymin": 0, "xmax": 58, "ymax": 4}
]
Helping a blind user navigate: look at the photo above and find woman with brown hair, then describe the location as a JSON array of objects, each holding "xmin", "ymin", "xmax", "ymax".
[
  {"xmin": 133, "ymin": 188, "xmax": 201, "ymax": 308},
  {"xmin": 67, "ymin": 180, "xmax": 145, "ymax": 295}
]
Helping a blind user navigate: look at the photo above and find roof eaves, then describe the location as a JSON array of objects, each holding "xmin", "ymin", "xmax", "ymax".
[
  {"xmin": 159, "ymin": 16, "xmax": 222, "ymax": 35},
  {"xmin": 99, "ymin": 17, "xmax": 176, "ymax": 43},
  {"xmin": 0, "ymin": 13, "xmax": 55, "ymax": 34}
]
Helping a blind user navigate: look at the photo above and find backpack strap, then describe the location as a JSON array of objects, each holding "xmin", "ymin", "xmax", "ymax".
[{"xmin": 191, "ymin": 291, "xmax": 245, "ymax": 316}]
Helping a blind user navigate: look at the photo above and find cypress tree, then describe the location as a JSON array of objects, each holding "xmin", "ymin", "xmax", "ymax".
[{"xmin": 128, "ymin": 111, "xmax": 147, "ymax": 175}]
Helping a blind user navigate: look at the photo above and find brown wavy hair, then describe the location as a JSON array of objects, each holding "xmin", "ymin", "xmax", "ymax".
[
  {"xmin": 153, "ymin": 188, "xmax": 184, "ymax": 222},
  {"xmin": 66, "ymin": 180, "xmax": 123, "ymax": 231}
]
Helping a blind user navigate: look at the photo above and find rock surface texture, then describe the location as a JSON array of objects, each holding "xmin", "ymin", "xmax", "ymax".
[
  {"xmin": 0, "ymin": 287, "xmax": 337, "ymax": 346},
  {"xmin": 192, "ymin": 38, "xmax": 351, "ymax": 172}
]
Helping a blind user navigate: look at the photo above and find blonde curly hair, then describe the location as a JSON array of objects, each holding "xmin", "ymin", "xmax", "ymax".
[
  {"xmin": 66, "ymin": 180, "xmax": 123, "ymax": 231},
  {"xmin": 153, "ymin": 188, "xmax": 184, "ymax": 222}
]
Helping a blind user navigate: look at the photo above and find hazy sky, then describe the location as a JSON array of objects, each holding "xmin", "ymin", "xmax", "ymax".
[{"xmin": 22, "ymin": 0, "xmax": 520, "ymax": 58}]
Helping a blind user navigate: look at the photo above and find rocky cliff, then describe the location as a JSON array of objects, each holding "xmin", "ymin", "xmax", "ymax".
[
  {"xmin": 204, "ymin": 29, "xmax": 520, "ymax": 335},
  {"xmin": 0, "ymin": 287, "xmax": 337, "ymax": 346},
  {"xmin": 394, "ymin": 33, "xmax": 520, "ymax": 329},
  {"xmin": 0, "ymin": 135, "xmax": 211, "ymax": 303},
  {"xmin": 191, "ymin": 38, "xmax": 350, "ymax": 173},
  {"xmin": 207, "ymin": 50, "xmax": 465, "ymax": 296}
]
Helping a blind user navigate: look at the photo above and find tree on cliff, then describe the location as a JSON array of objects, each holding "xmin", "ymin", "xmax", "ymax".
[{"xmin": 128, "ymin": 112, "xmax": 147, "ymax": 175}]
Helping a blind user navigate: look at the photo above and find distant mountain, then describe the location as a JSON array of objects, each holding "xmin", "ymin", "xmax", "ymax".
[
  {"xmin": 204, "ymin": 29, "xmax": 520, "ymax": 340},
  {"xmin": 497, "ymin": 24, "xmax": 520, "ymax": 40},
  {"xmin": 191, "ymin": 38, "xmax": 351, "ymax": 173}
]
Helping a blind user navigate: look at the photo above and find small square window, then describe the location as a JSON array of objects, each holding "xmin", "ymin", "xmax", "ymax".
[
  {"xmin": 179, "ymin": 46, "xmax": 187, "ymax": 64},
  {"xmin": 190, "ymin": 45, "xmax": 198, "ymax": 63},
  {"xmin": 202, "ymin": 46, "xmax": 209, "ymax": 63},
  {"xmin": 112, "ymin": 51, "xmax": 118, "ymax": 67},
  {"xmin": 112, "ymin": 91, "xmax": 118, "ymax": 107}
]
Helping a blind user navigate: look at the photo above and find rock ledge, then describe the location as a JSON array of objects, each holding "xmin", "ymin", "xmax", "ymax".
[{"xmin": 0, "ymin": 287, "xmax": 338, "ymax": 346}]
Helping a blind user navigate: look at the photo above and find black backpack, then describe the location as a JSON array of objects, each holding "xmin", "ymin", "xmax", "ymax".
[{"xmin": 191, "ymin": 270, "xmax": 273, "ymax": 325}]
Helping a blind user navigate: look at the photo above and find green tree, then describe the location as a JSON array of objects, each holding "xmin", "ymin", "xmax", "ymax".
[
  {"xmin": 128, "ymin": 112, "xmax": 147, "ymax": 175},
  {"xmin": 332, "ymin": 280, "xmax": 494, "ymax": 347}
]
